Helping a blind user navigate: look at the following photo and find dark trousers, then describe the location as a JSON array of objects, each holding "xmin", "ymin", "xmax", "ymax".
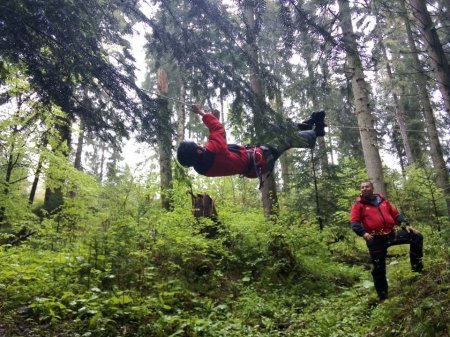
[{"xmin": 366, "ymin": 229, "xmax": 423, "ymax": 299}]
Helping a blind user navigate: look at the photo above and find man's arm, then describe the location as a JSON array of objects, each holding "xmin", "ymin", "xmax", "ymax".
[
  {"xmin": 191, "ymin": 104, "xmax": 227, "ymax": 152},
  {"xmin": 350, "ymin": 204, "xmax": 373, "ymax": 241},
  {"xmin": 191, "ymin": 104, "xmax": 205, "ymax": 117}
]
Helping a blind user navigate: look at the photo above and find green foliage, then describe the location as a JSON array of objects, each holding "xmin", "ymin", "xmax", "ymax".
[
  {"xmin": 385, "ymin": 164, "xmax": 448, "ymax": 225},
  {"xmin": 0, "ymin": 164, "xmax": 449, "ymax": 336}
]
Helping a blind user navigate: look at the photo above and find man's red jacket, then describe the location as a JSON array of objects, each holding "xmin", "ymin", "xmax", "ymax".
[
  {"xmin": 193, "ymin": 114, "xmax": 266, "ymax": 178},
  {"xmin": 350, "ymin": 194, "xmax": 401, "ymax": 235}
]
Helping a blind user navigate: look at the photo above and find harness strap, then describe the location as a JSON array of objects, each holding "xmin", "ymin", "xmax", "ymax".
[{"xmin": 243, "ymin": 147, "xmax": 264, "ymax": 189}]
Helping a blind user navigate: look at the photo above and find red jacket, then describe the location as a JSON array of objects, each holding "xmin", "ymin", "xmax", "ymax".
[
  {"xmin": 350, "ymin": 194, "xmax": 400, "ymax": 235},
  {"xmin": 193, "ymin": 114, "xmax": 266, "ymax": 178}
]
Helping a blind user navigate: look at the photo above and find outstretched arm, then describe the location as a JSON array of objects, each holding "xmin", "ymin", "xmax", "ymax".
[
  {"xmin": 191, "ymin": 104, "xmax": 227, "ymax": 152},
  {"xmin": 191, "ymin": 104, "xmax": 206, "ymax": 117}
]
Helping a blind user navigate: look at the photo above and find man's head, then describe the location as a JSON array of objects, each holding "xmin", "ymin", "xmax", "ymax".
[
  {"xmin": 360, "ymin": 181, "xmax": 374, "ymax": 198},
  {"xmin": 177, "ymin": 140, "xmax": 202, "ymax": 167}
]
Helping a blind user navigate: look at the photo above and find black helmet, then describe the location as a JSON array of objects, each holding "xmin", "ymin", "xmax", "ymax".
[{"xmin": 177, "ymin": 140, "xmax": 199, "ymax": 167}]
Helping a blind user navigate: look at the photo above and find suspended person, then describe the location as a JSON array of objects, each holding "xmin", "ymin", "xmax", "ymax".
[
  {"xmin": 176, "ymin": 104, "xmax": 326, "ymax": 184},
  {"xmin": 350, "ymin": 181, "xmax": 424, "ymax": 302}
]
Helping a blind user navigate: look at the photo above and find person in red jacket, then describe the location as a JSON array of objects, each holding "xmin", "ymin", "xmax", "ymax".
[
  {"xmin": 176, "ymin": 104, "xmax": 326, "ymax": 184},
  {"xmin": 350, "ymin": 181, "xmax": 424, "ymax": 301}
]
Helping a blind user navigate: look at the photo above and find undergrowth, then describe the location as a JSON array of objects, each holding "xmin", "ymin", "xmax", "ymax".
[{"xmin": 0, "ymin": 208, "xmax": 448, "ymax": 337}]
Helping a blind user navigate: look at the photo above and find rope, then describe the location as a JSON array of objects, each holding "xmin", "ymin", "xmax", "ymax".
[
  {"xmin": 141, "ymin": 88, "xmax": 191, "ymax": 106},
  {"xmin": 139, "ymin": 88, "xmax": 441, "ymax": 136},
  {"xmin": 327, "ymin": 124, "xmax": 439, "ymax": 134}
]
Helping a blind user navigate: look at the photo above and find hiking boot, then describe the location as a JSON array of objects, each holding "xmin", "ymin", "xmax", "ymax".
[
  {"xmin": 314, "ymin": 122, "xmax": 326, "ymax": 137},
  {"xmin": 314, "ymin": 111, "xmax": 327, "ymax": 137},
  {"xmin": 296, "ymin": 110, "xmax": 325, "ymax": 130},
  {"xmin": 378, "ymin": 291, "xmax": 388, "ymax": 302},
  {"xmin": 296, "ymin": 122, "xmax": 314, "ymax": 131},
  {"xmin": 412, "ymin": 263, "xmax": 424, "ymax": 273}
]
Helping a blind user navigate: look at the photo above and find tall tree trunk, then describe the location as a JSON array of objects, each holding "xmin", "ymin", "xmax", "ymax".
[
  {"xmin": 242, "ymin": 1, "xmax": 278, "ymax": 217},
  {"xmin": 176, "ymin": 79, "xmax": 186, "ymax": 146},
  {"xmin": 304, "ymin": 48, "xmax": 329, "ymax": 173},
  {"xmin": 157, "ymin": 67, "xmax": 173, "ymax": 211},
  {"xmin": 320, "ymin": 56, "xmax": 336, "ymax": 165},
  {"xmin": 408, "ymin": 0, "xmax": 450, "ymax": 118},
  {"xmin": 379, "ymin": 40, "xmax": 415, "ymax": 165},
  {"xmin": 338, "ymin": 0, "xmax": 386, "ymax": 195},
  {"xmin": 242, "ymin": 3, "xmax": 265, "ymax": 136},
  {"xmin": 0, "ymin": 100, "xmax": 23, "ymax": 225},
  {"xmin": 29, "ymin": 136, "xmax": 48, "ymax": 205},
  {"xmin": 43, "ymin": 113, "xmax": 71, "ymax": 214},
  {"xmin": 0, "ymin": 146, "xmax": 17, "ymax": 225},
  {"xmin": 74, "ymin": 117, "xmax": 85, "ymax": 171},
  {"xmin": 402, "ymin": 0, "xmax": 450, "ymax": 216},
  {"xmin": 273, "ymin": 89, "xmax": 290, "ymax": 193}
]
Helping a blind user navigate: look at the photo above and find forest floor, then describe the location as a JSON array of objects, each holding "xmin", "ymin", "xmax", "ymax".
[{"xmin": 0, "ymin": 220, "xmax": 448, "ymax": 337}]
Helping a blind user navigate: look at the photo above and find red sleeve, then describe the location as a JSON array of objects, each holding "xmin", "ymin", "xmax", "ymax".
[
  {"xmin": 386, "ymin": 200, "xmax": 400, "ymax": 224},
  {"xmin": 202, "ymin": 113, "xmax": 228, "ymax": 153},
  {"xmin": 350, "ymin": 203, "xmax": 362, "ymax": 224}
]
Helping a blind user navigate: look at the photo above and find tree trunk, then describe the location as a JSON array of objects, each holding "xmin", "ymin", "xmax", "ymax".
[
  {"xmin": 379, "ymin": 40, "xmax": 415, "ymax": 165},
  {"xmin": 43, "ymin": 113, "xmax": 71, "ymax": 214},
  {"xmin": 242, "ymin": 1, "xmax": 278, "ymax": 217},
  {"xmin": 0, "ymin": 149, "xmax": 16, "ymax": 225},
  {"xmin": 402, "ymin": 0, "xmax": 450, "ymax": 216},
  {"xmin": 28, "ymin": 158, "xmax": 43, "ymax": 205},
  {"xmin": 304, "ymin": 44, "xmax": 329, "ymax": 173},
  {"xmin": 242, "ymin": 2, "xmax": 265, "ymax": 136},
  {"xmin": 74, "ymin": 117, "xmax": 85, "ymax": 171},
  {"xmin": 273, "ymin": 89, "xmax": 290, "ymax": 193},
  {"xmin": 0, "ymin": 101, "xmax": 22, "ymax": 225},
  {"xmin": 408, "ymin": 0, "xmax": 450, "ymax": 118},
  {"xmin": 157, "ymin": 67, "xmax": 173, "ymax": 211},
  {"xmin": 176, "ymin": 79, "xmax": 186, "ymax": 146},
  {"xmin": 29, "ymin": 136, "xmax": 48, "ymax": 205},
  {"xmin": 338, "ymin": 0, "xmax": 386, "ymax": 196}
]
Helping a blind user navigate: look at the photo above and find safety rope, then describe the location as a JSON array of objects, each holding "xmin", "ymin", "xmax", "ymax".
[{"xmin": 140, "ymin": 89, "xmax": 440, "ymax": 135}]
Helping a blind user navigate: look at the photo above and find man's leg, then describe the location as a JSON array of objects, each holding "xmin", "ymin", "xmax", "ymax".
[
  {"xmin": 267, "ymin": 111, "xmax": 326, "ymax": 163},
  {"xmin": 367, "ymin": 236, "xmax": 389, "ymax": 300},
  {"xmin": 388, "ymin": 229, "xmax": 424, "ymax": 272}
]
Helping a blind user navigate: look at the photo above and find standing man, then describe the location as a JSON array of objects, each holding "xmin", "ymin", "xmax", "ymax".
[{"xmin": 350, "ymin": 181, "xmax": 424, "ymax": 301}]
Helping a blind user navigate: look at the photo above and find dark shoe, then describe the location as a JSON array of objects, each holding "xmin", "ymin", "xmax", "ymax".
[
  {"xmin": 314, "ymin": 122, "xmax": 326, "ymax": 137},
  {"xmin": 378, "ymin": 292, "xmax": 388, "ymax": 302},
  {"xmin": 306, "ymin": 110, "xmax": 326, "ymax": 124},
  {"xmin": 412, "ymin": 266, "xmax": 424, "ymax": 273},
  {"xmin": 297, "ymin": 110, "xmax": 326, "ymax": 130},
  {"xmin": 313, "ymin": 111, "xmax": 326, "ymax": 137},
  {"xmin": 297, "ymin": 122, "xmax": 314, "ymax": 131}
]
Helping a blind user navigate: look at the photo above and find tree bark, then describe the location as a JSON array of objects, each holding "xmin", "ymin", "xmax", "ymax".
[
  {"xmin": 176, "ymin": 79, "xmax": 186, "ymax": 146},
  {"xmin": 304, "ymin": 44, "xmax": 329, "ymax": 173},
  {"xmin": 273, "ymin": 89, "xmax": 290, "ymax": 193},
  {"xmin": 408, "ymin": 0, "xmax": 450, "ymax": 118},
  {"xmin": 29, "ymin": 136, "xmax": 48, "ymax": 205},
  {"xmin": 379, "ymin": 40, "xmax": 415, "ymax": 165},
  {"xmin": 338, "ymin": 0, "xmax": 386, "ymax": 195},
  {"xmin": 402, "ymin": 0, "xmax": 450, "ymax": 216},
  {"xmin": 242, "ymin": 1, "xmax": 278, "ymax": 217},
  {"xmin": 43, "ymin": 114, "xmax": 71, "ymax": 214},
  {"xmin": 157, "ymin": 67, "xmax": 173, "ymax": 211},
  {"xmin": 74, "ymin": 117, "xmax": 85, "ymax": 171}
]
